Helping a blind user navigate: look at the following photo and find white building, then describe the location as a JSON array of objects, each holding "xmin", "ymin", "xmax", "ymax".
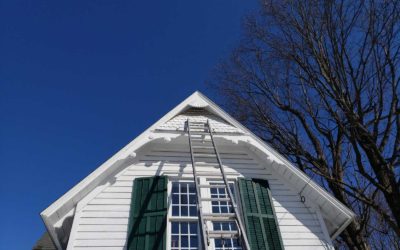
[{"xmin": 39, "ymin": 91, "xmax": 355, "ymax": 250}]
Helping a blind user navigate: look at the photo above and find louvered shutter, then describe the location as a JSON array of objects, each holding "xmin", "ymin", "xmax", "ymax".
[
  {"xmin": 127, "ymin": 176, "xmax": 168, "ymax": 250},
  {"xmin": 238, "ymin": 178, "xmax": 284, "ymax": 250}
]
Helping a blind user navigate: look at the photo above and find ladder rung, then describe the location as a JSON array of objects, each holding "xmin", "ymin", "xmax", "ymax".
[
  {"xmin": 208, "ymin": 231, "xmax": 239, "ymax": 238},
  {"xmin": 193, "ymin": 153, "xmax": 216, "ymax": 157},
  {"xmin": 190, "ymin": 132, "xmax": 210, "ymax": 135},
  {"xmin": 198, "ymin": 184, "xmax": 227, "ymax": 188},
  {"xmin": 203, "ymin": 213, "xmax": 236, "ymax": 220},
  {"xmin": 192, "ymin": 143, "xmax": 213, "ymax": 146},
  {"xmin": 189, "ymin": 127, "xmax": 207, "ymax": 130},
  {"xmin": 190, "ymin": 121, "xmax": 207, "ymax": 124},
  {"xmin": 201, "ymin": 197, "xmax": 231, "ymax": 202},
  {"xmin": 192, "ymin": 146, "xmax": 214, "ymax": 149},
  {"xmin": 190, "ymin": 136, "xmax": 211, "ymax": 139},
  {"xmin": 195, "ymin": 172, "xmax": 225, "ymax": 177},
  {"xmin": 190, "ymin": 129, "xmax": 210, "ymax": 136},
  {"xmin": 193, "ymin": 163, "xmax": 220, "ymax": 167},
  {"xmin": 191, "ymin": 138, "xmax": 212, "ymax": 142}
]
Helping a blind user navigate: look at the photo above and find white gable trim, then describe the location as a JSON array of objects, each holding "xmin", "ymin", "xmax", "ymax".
[{"xmin": 41, "ymin": 91, "xmax": 355, "ymax": 249}]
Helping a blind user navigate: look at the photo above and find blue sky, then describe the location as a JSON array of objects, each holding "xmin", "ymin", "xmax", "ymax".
[{"xmin": 0, "ymin": 1, "xmax": 256, "ymax": 249}]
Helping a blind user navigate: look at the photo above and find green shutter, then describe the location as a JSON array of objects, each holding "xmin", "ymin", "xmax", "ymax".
[
  {"xmin": 127, "ymin": 176, "xmax": 168, "ymax": 250},
  {"xmin": 238, "ymin": 178, "xmax": 284, "ymax": 250}
]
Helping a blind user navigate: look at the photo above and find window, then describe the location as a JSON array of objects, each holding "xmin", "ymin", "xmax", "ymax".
[
  {"xmin": 210, "ymin": 182, "xmax": 235, "ymax": 214},
  {"xmin": 170, "ymin": 181, "xmax": 199, "ymax": 250},
  {"xmin": 169, "ymin": 180, "xmax": 242, "ymax": 250},
  {"xmin": 172, "ymin": 182, "xmax": 197, "ymax": 217},
  {"xmin": 171, "ymin": 222, "xmax": 198, "ymax": 250}
]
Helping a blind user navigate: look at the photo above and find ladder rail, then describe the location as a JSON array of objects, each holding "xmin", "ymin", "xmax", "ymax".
[
  {"xmin": 187, "ymin": 119, "xmax": 209, "ymax": 250},
  {"xmin": 187, "ymin": 118, "xmax": 251, "ymax": 250},
  {"xmin": 207, "ymin": 119, "xmax": 251, "ymax": 250}
]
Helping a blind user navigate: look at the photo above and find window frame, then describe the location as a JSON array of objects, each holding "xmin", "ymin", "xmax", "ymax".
[
  {"xmin": 167, "ymin": 177, "xmax": 243, "ymax": 250},
  {"xmin": 167, "ymin": 178, "xmax": 200, "ymax": 250}
]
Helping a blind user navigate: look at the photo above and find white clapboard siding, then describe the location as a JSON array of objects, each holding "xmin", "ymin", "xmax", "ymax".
[{"xmin": 68, "ymin": 145, "xmax": 332, "ymax": 249}]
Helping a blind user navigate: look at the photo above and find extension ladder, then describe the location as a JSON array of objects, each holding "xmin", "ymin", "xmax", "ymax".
[{"xmin": 187, "ymin": 118, "xmax": 250, "ymax": 250}]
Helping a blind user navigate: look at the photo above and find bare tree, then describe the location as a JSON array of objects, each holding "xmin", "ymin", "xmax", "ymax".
[{"xmin": 211, "ymin": 0, "xmax": 400, "ymax": 249}]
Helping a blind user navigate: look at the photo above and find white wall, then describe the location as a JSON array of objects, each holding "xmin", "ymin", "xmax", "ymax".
[{"xmin": 66, "ymin": 142, "xmax": 333, "ymax": 250}]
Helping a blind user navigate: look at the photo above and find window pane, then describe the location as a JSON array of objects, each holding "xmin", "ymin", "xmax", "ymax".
[
  {"xmin": 212, "ymin": 206, "xmax": 219, "ymax": 213},
  {"xmin": 172, "ymin": 194, "xmax": 179, "ymax": 204},
  {"xmin": 172, "ymin": 206, "xmax": 179, "ymax": 216},
  {"xmin": 172, "ymin": 183, "xmax": 179, "ymax": 193},
  {"xmin": 181, "ymin": 194, "xmax": 188, "ymax": 204},
  {"xmin": 189, "ymin": 206, "xmax": 197, "ymax": 216},
  {"xmin": 188, "ymin": 185, "xmax": 196, "ymax": 194},
  {"xmin": 181, "ymin": 222, "xmax": 188, "ymax": 234},
  {"xmin": 181, "ymin": 236, "xmax": 188, "ymax": 247},
  {"xmin": 180, "ymin": 183, "xmax": 187, "ymax": 193},
  {"xmin": 181, "ymin": 206, "xmax": 188, "ymax": 216},
  {"xmin": 189, "ymin": 223, "xmax": 197, "ymax": 234},
  {"xmin": 172, "ymin": 222, "xmax": 179, "ymax": 234},
  {"xmin": 189, "ymin": 194, "xmax": 196, "ymax": 204},
  {"xmin": 171, "ymin": 235, "xmax": 179, "ymax": 248},
  {"xmin": 190, "ymin": 236, "xmax": 198, "ymax": 248},
  {"xmin": 221, "ymin": 206, "xmax": 228, "ymax": 213},
  {"xmin": 170, "ymin": 221, "xmax": 198, "ymax": 250}
]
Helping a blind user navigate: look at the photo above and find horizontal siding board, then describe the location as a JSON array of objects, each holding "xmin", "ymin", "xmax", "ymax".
[
  {"xmin": 79, "ymin": 218, "xmax": 128, "ymax": 225},
  {"xmin": 278, "ymin": 225, "xmax": 323, "ymax": 234},
  {"xmin": 77, "ymin": 225, "xmax": 128, "ymax": 232},
  {"xmin": 82, "ymin": 205, "xmax": 130, "ymax": 211},
  {"xmin": 74, "ymin": 239, "xmax": 125, "ymax": 247},
  {"xmin": 102, "ymin": 187, "xmax": 132, "ymax": 193},
  {"xmin": 275, "ymin": 212, "xmax": 318, "ymax": 221},
  {"xmin": 75, "ymin": 232, "xmax": 127, "ymax": 239},
  {"xmin": 273, "ymin": 200, "xmax": 313, "ymax": 208},
  {"xmin": 88, "ymin": 199, "xmax": 131, "ymax": 205},
  {"xmin": 274, "ymin": 206, "xmax": 313, "ymax": 214},
  {"xmin": 283, "ymin": 239, "xmax": 326, "ymax": 246},
  {"xmin": 277, "ymin": 219, "xmax": 320, "ymax": 226},
  {"xmin": 97, "ymin": 193, "xmax": 132, "ymax": 199},
  {"xmin": 280, "ymin": 232, "xmax": 324, "ymax": 239},
  {"xmin": 80, "ymin": 211, "xmax": 129, "ymax": 218}
]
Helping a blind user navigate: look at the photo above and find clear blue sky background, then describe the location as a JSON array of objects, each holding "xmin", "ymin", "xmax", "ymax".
[{"xmin": 0, "ymin": 1, "xmax": 257, "ymax": 249}]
